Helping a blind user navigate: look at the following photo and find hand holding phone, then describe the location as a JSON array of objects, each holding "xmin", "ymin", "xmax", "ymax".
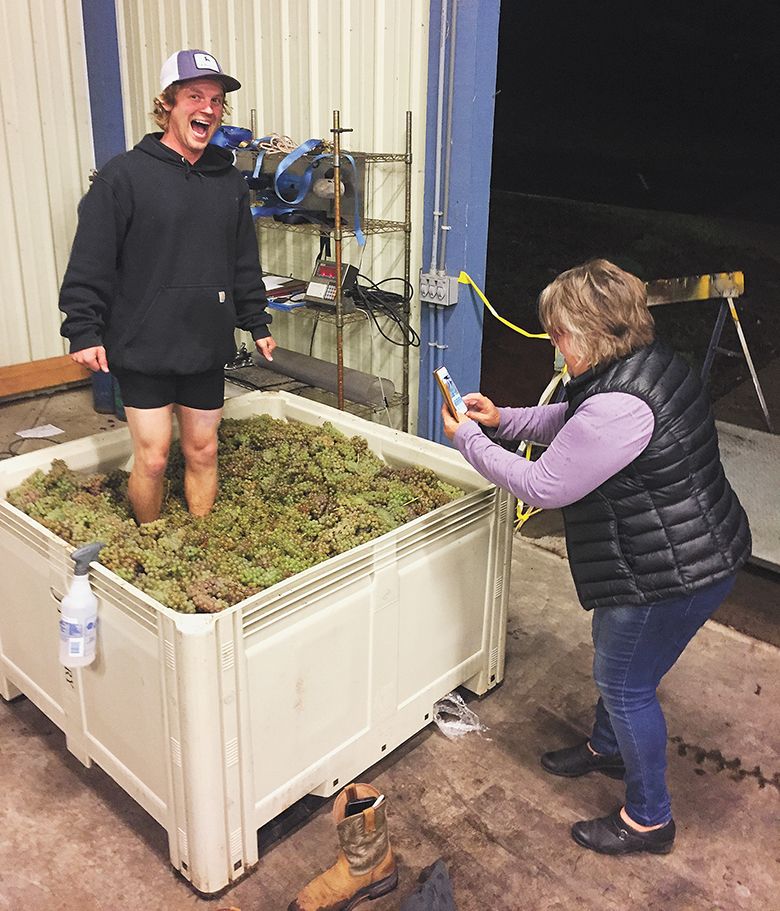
[
  {"xmin": 434, "ymin": 366, "xmax": 468, "ymax": 419},
  {"xmin": 461, "ymin": 392, "xmax": 500, "ymax": 428}
]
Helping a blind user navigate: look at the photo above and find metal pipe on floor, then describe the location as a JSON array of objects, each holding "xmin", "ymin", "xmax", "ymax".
[{"xmin": 250, "ymin": 348, "xmax": 396, "ymax": 408}]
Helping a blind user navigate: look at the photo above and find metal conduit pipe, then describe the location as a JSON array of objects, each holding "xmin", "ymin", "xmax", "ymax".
[
  {"xmin": 435, "ymin": 1, "xmax": 459, "ymax": 442},
  {"xmin": 427, "ymin": 307, "xmax": 436, "ymax": 439},
  {"xmin": 429, "ymin": 0, "xmax": 449, "ymax": 274},
  {"xmin": 426, "ymin": 0, "xmax": 459, "ymax": 441},
  {"xmin": 427, "ymin": 0, "xmax": 449, "ymax": 439},
  {"xmin": 427, "ymin": 304, "xmax": 446, "ymax": 441},
  {"xmin": 437, "ymin": 306, "xmax": 445, "ymax": 380},
  {"xmin": 439, "ymin": 0, "xmax": 458, "ymax": 273}
]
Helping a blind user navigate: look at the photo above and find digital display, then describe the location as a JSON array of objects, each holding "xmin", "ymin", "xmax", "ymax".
[{"xmin": 316, "ymin": 263, "xmax": 338, "ymax": 280}]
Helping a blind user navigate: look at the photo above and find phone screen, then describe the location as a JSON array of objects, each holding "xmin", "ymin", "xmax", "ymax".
[
  {"xmin": 345, "ymin": 797, "xmax": 376, "ymax": 817},
  {"xmin": 434, "ymin": 367, "xmax": 467, "ymax": 416}
]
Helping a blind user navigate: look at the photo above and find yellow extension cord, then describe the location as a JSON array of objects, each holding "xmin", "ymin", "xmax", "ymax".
[
  {"xmin": 457, "ymin": 271, "xmax": 561, "ymax": 529},
  {"xmin": 457, "ymin": 271, "xmax": 550, "ymax": 339}
]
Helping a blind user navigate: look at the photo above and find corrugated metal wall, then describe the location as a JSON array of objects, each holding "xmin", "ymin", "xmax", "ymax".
[
  {"xmin": 115, "ymin": 0, "xmax": 430, "ymax": 427},
  {"xmin": 0, "ymin": 0, "xmax": 94, "ymax": 368}
]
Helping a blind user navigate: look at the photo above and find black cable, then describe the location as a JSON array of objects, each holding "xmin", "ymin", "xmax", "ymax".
[
  {"xmin": 308, "ymin": 310, "xmax": 322, "ymax": 356},
  {"xmin": 0, "ymin": 389, "xmax": 67, "ymax": 460},
  {"xmin": 350, "ymin": 273, "xmax": 420, "ymax": 348},
  {"xmin": 0, "ymin": 437, "xmax": 63, "ymax": 460}
]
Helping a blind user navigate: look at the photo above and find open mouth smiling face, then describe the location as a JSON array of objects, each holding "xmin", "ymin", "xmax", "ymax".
[
  {"xmin": 162, "ymin": 77, "xmax": 225, "ymax": 163},
  {"xmin": 190, "ymin": 118, "xmax": 213, "ymax": 139}
]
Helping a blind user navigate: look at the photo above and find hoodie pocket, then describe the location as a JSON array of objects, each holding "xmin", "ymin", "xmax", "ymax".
[{"xmin": 125, "ymin": 284, "xmax": 236, "ymax": 372}]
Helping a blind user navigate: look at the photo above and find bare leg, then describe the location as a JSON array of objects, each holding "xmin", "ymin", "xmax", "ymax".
[
  {"xmin": 620, "ymin": 807, "xmax": 666, "ymax": 832},
  {"xmin": 124, "ymin": 405, "xmax": 174, "ymax": 523},
  {"xmin": 175, "ymin": 404, "xmax": 223, "ymax": 516}
]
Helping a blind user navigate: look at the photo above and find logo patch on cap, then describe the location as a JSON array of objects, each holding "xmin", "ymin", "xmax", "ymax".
[
  {"xmin": 160, "ymin": 48, "xmax": 240, "ymax": 93},
  {"xmin": 193, "ymin": 52, "xmax": 219, "ymax": 72}
]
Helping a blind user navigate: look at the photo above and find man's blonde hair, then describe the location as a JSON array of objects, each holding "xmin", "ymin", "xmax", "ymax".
[
  {"xmin": 150, "ymin": 83, "xmax": 231, "ymax": 131},
  {"xmin": 538, "ymin": 259, "xmax": 655, "ymax": 367}
]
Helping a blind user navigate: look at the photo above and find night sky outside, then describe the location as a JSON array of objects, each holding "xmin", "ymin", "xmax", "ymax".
[{"xmin": 491, "ymin": 1, "xmax": 780, "ymax": 222}]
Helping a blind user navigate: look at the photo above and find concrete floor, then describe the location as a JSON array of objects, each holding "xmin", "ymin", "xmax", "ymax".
[{"xmin": 1, "ymin": 385, "xmax": 779, "ymax": 910}]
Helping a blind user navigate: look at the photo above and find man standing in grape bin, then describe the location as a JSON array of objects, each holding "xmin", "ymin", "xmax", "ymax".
[{"xmin": 59, "ymin": 49, "xmax": 275, "ymax": 523}]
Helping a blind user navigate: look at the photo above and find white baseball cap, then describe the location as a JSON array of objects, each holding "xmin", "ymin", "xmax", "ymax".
[{"xmin": 159, "ymin": 49, "xmax": 241, "ymax": 93}]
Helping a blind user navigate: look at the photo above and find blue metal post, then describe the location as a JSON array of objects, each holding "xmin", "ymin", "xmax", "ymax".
[
  {"xmin": 417, "ymin": 0, "xmax": 501, "ymax": 443},
  {"xmin": 80, "ymin": 1, "xmax": 126, "ymax": 418},
  {"xmin": 81, "ymin": 0, "xmax": 126, "ymax": 166}
]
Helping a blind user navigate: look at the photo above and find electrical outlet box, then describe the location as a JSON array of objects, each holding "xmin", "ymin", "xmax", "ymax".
[{"xmin": 419, "ymin": 271, "xmax": 459, "ymax": 306}]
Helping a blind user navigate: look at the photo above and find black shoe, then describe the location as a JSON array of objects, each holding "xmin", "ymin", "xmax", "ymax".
[
  {"xmin": 571, "ymin": 809, "xmax": 675, "ymax": 855},
  {"xmin": 540, "ymin": 741, "xmax": 625, "ymax": 779}
]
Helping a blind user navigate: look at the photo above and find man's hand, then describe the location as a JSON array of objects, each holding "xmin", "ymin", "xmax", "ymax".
[
  {"xmin": 255, "ymin": 336, "xmax": 277, "ymax": 361},
  {"xmin": 70, "ymin": 346, "xmax": 109, "ymax": 373},
  {"xmin": 441, "ymin": 403, "xmax": 471, "ymax": 441},
  {"xmin": 463, "ymin": 392, "xmax": 500, "ymax": 428}
]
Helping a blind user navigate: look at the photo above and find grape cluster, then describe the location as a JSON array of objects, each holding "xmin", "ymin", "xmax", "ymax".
[{"xmin": 6, "ymin": 416, "xmax": 464, "ymax": 614}]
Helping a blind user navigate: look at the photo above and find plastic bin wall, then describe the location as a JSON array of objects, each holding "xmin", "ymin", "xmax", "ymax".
[{"xmin": 0, "ymin": 391, "xmax": 513, "ymax": 894}]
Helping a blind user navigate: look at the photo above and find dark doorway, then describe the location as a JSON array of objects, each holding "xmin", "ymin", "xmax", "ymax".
[
  {"xmin": 482, "ymin": 1, "xmax": 780, "ymax": 639},
  {"xmin": 482, "ymin": 1, "xmax": 780, "ymax": 416}
]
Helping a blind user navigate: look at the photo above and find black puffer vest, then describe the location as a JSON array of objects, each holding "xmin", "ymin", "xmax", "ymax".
[{"xmin": 562, "ymin": 340, "xmax": 750, "ymax": 610}]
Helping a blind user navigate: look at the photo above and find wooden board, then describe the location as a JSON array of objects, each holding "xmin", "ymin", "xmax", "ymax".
[{"xmin": 0, "ymin": 356, "xmax": 90, "ymax": 399}]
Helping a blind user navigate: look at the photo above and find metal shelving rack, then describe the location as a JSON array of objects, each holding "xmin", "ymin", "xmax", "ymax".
[{"xmin": 254, "ymin": 112, "xmax": 413, "ymax": 428}]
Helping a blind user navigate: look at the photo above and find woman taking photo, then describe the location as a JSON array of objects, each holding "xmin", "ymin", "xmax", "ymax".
[{"xmin": 442, "ymin": 259, "xmax": 750, "ymax": 855}]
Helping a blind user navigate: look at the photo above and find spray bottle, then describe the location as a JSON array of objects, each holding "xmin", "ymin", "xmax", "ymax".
[{"xmin": 58, "ymin": 542, "xmax": 105, "ymax": 668}]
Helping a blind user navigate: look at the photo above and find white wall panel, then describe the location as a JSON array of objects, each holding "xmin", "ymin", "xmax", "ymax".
[
  {"xmin": 116, "ymin": 0, "xmax": 430, "ymax": 426},
  {"xmin": 0, "ymin": 0, "xmax": 94, "ymax": 368}
]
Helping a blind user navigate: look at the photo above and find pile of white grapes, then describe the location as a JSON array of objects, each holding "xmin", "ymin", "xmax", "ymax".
[{"xmin": 7, "ymin": 415, "xmax": 463, "ymax": 613}]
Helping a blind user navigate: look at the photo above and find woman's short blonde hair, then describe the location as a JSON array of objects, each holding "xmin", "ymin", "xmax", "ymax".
[
  {"xmin": 150, "ymin": 83, "xmax": 231, "ymax": 131},
  {"xmin": 537, "ymin": 259, "xmax": 655, "ymax": 367}
]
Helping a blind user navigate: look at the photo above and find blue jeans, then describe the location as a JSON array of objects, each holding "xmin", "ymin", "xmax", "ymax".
[{"xmin": 589, "ymin": 575, "xmax": 736, "ymax": 826}]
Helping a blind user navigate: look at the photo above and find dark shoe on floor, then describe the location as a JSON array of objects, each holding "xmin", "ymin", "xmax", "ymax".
[
  {"xmin": 540, "ymin": 740, "xmax": 625, "ymax": 779},
  {"xmin": 571, "ymin": 809, "xmax": 675, "ymax": 855}
]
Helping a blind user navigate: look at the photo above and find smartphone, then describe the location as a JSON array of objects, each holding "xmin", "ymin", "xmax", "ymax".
[
  {"xmin": 434, "ymin": 366, "xmax": 468, "ymax": 418},
  {"xmin": 345, "ymin": 796, "xmax": 379, "ymax": 817}
]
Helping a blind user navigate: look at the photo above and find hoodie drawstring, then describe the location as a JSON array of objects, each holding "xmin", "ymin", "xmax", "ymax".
[{"xmin": 181, "ymin": 158, "xmax": 206, "ymax": 180}]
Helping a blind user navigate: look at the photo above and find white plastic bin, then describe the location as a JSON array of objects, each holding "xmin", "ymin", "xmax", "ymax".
[{"xmin": 0, "ymin": 391, "xmax": 512, "ymax": 894}]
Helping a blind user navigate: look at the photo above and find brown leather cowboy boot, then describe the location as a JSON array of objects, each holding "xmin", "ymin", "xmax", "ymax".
[{"xmin": 288, "ymin": 782, "xmax": 398, "ymax": 911}]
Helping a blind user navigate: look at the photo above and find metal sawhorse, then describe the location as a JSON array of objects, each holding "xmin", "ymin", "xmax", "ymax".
[{"xmin": 646, "ymin": 271, "xmax": 773, "ymax": 433}]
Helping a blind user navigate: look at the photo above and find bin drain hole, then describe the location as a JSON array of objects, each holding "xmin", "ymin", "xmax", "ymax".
[
  {"xmin": 333, "ymin": 778, "xmax": 339, "ymax": 787},
  {"xmin": 234, "ymin": 860, "xmax": 242, "ymax": 871}
]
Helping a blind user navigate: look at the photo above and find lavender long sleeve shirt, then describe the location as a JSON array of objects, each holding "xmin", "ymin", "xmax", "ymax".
[{"xmin": 453, "ymin": 394, "xmax": 655, "ymax": 508}]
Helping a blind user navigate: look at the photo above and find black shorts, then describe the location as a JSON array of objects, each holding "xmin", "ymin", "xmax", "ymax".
[{"xmin": 111, "ymin": 368, "xmax": 225, "ymax": 410}]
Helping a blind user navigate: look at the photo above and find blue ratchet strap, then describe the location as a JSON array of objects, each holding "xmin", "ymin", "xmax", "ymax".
[
  {"xmin": 273, "ymin": 139, "xmax": 324, "ymax": 204},
  {"xmin": 295, "ymin": 151, "xmax": 365, "ymax": 246},
  {"xmin": 251, "ymin": 140, "xmax": 365, "ymax": 246},
  {"xmin": 209, "ymin": 125, "xmax": 253, "ymax": 148},
  {"xmin": 250, "ymin": 136, "xmax": 274, "ymax": 182},
  {"xmin": 250, "ymin": 204, "xmax": 298, "ymax": 218},
  {"xmin": 246, "ymin": 136, "xmax": 272, "ymax": 150},
  {"xmin": 341, "ymin": 152, "xmax": 365, "ymax": 246},
  {"xmin": 251, "ymin": 150, "xmax": 265, "ymax": 183}
]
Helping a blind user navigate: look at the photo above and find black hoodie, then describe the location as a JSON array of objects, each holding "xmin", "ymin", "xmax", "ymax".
[{"xmin": 59, "ymin": 133, "xmax": 271, "ymax": 374}]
